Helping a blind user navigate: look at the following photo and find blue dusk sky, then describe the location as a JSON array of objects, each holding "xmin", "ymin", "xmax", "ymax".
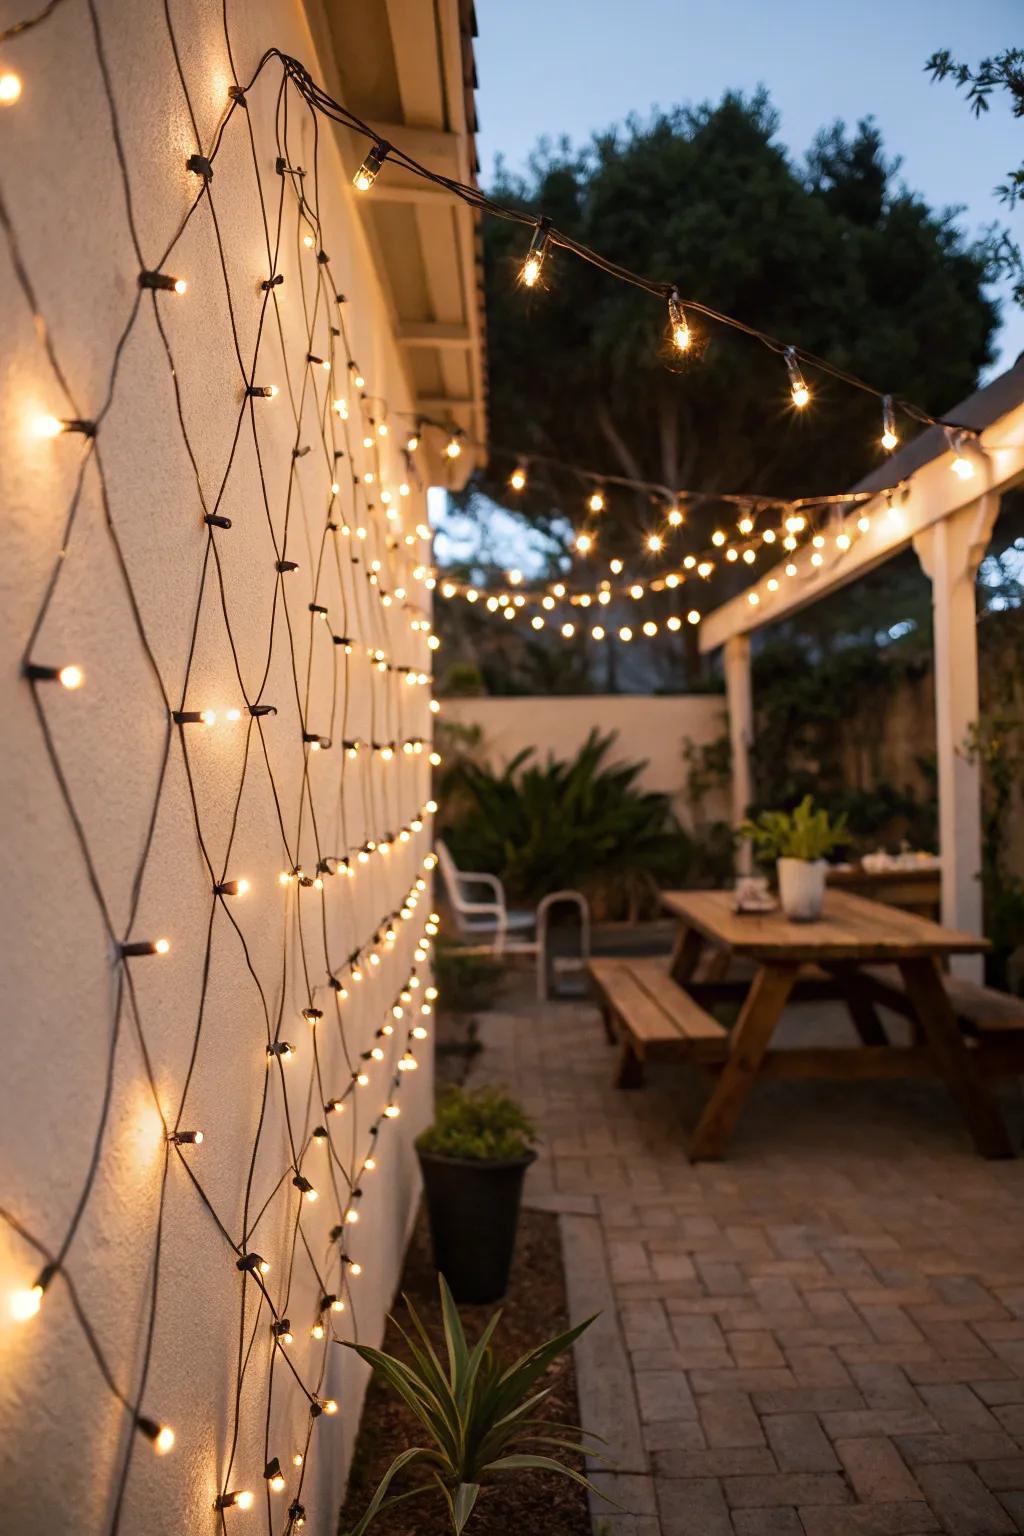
[{"xmin": 474, "ymin": 0, "xmax": 1024, "ymax": 372}]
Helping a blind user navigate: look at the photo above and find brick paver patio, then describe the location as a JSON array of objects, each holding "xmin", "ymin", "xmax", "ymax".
[{"xmin": 467, "ymin": 984, "xmax": 1024, "ymax": 1536}]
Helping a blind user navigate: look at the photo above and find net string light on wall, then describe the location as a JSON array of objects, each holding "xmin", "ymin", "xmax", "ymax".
[{"xmin": 1, "ymin": 4, "xmax": 440, "ymax": 1532}]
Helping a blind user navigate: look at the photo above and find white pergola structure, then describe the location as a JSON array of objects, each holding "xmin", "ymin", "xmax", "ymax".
[{"xmin": 701, "ymin": 358, "xmax": 1024, "ymax": 981}]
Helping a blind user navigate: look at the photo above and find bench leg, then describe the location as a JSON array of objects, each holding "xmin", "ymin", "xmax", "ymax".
[
  {"xmin": 599, "ymin": 1002, "xmax": 617, "ymax": 1046},
  {"xmin": 669, "ymin": 923, "xmax": 705, "ymax": 986},
  {"xmin": 898, "ymin": 957, "xmax": 1014, "ymax": 1159},
  {"xmin": 688, "ymin": 962, "xmax": 799, "ymax": 1161},
  {"xmin": 614, "ymin": 1040, "xmax": 645, "ymax": 1089}
]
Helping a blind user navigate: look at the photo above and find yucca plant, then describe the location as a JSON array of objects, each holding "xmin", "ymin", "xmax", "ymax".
[
  {"xmin": 442, "ymin": 728, "xmax": 687, "ymax": 917},
  {"xmin": 342, "ymin": 1275, "xmax": 606, "ymax": 1535}
]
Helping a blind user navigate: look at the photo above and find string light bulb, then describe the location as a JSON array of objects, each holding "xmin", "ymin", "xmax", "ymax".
[
  {"xmin": 33, "ymin": 414, "xmax": 95, "ymax": 438},
  {"xmin": 0, "ymin": 71, "xmax": 22, "ymax": 105},
  {"xmin": 784, "ymin": 347, "xmax": 810, "ymax": 408},
  {"xmin": 265, "ymin": 1459, "xmax": 286, "ymax": 1493},
  {"xmin": 646, "ymin": 533, "xmax": 663, "ymax": 554},
  {"xmin": 574, "ymin": 532, "xmax": 593, "ymax": 555},
  {"xmin": 445, "ymin": 433, "xmax": 462, "ymax": 460},
  {"xmin": 667, "ymin": 287, "xmax": 690, "ymax": 352},
  {"xmin": 24, "ymin": 662, "xmax": 84, "ymax": 689},
  {"xmin": 946, "ymin": 428, "xmax": 975, "ymax": 479},
  {"xmin": 509, "ymin": 466, "xmax": 527, "ymax": 491},
  {"xmin": 880, "ymin": 395, "xmax": 898, "ymax": 452},
  {"xmin": 520, "ymin": 219, "xmax": 551, "ymax": 288},
  {"xmin": 353, "ymin": 141, "xmax": 389, "ymax": 191}
]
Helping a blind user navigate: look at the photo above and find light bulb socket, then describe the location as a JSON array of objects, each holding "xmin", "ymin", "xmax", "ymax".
[
  {"xmin": 119, "ymin": 940, "xmax": 166, "ymax": 958},
  {"xmin": 267, "ymin": 1041, "xmax": 294, "ymax": 1058},
  {"xmin": 249, "ymin": 703, "xmax": 276, "ymax": 717},
  {"xmin": 272, "ymin": 1318, "xmax": 292, "ymax": 1337},
  {"xmin": 247, "ymin": 385, "xmax": 276, "ymax": 398},
  {"xmin": 236, "ymin": 1252, "xmax": 267, "ymax": 1273},
  {"xmin": 302, "ymin": 1008, "xmax": 323, "ymax": 1023},
  {"xmin": 215, "ymin": 881, "xmax": 243, "ymax": 896},
  {"xmin": 264, "ymin": 1457, "xmax": 284, "ymax": 1481},
  {"xmin": 205, "ymin": 513, "xmax": 231, "ymax": 529},
  {"xmin": 308, "ymin": 603, "xmax": 328, "ymax": 616},
  {"xmin": 261, "ymin": 272, "xmax": 284, "ymax": 291},
  {"xmin": 276, "ymin": 559, "xmax": 299, "ymax": 573},
  {"xmin": 169, "ymin": 1130, "xmax": 203, "ymax": 1144},
  {"xmin": 186, "ymin": 153, "xmax": 213, "ymax": 181},
  {"xmin": 292, "ymin": 1174, "xmax": 313, "ymax": 1195},
  {"xmin": 227, "ymin": 85, "xmax": 246, "ymax": 105},
  {"xmin": 172, "ymin": 710, "xmax": 208, "ymax": 724}
]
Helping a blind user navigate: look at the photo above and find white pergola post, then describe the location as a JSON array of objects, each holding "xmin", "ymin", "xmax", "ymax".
[
  {"xmin": 724, "ymin": 634, "xmax": 754, "ymax": 874},
  {"xmin": 913, "ymin": 494, "xmax": 999, "ymax": 981}
]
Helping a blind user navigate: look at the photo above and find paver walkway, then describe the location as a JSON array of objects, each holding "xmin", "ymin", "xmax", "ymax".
[{"xmin": 467, "ymin": 983, "xmax": 1024, "ymax": 1536}]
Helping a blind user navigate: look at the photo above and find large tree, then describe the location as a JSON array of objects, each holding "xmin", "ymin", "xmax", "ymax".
[{"xmin": 441, "ymin": 93, "xmax": 999, "ymax": 689}]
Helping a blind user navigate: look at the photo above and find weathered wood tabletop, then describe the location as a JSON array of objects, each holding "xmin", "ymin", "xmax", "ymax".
[{"xmin": 659, "ymin": 890, "xmax": 1012, "ymax": 1162}]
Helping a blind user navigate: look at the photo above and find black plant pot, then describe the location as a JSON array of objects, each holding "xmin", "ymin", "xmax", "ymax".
[{"xmin": 417, "ymin": 1147, "xmax": 537, "ymax": 1304}]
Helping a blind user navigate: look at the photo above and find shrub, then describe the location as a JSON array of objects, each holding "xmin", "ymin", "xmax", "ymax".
[{"xmin": 417, "ymin": 1087, "xmax": 536, "ymax": 1163}]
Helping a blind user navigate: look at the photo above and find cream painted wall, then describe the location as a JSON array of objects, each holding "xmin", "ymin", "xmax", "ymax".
[
  {"xmin": 0, "ymin": 3, "xmax": 434, "ymax": 1532},
  {"xmin": 439, "ymin": 695, "xmax": 730, "ymax": 826}
]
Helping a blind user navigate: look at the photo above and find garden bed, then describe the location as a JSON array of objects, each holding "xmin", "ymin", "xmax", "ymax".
[{"xmin": 338, "ymin": 1204, "xmax": 590, "ymax": 1536}]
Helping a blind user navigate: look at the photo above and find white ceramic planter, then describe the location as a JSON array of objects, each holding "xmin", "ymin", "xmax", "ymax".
[{"xmin": 777, "ymin": 857, "xmax": 827, "ymax": 922}]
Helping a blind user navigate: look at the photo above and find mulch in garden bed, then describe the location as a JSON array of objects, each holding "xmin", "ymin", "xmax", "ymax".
[{"xmin": 338, "ymin": 1205, "xmax": 592, "ymax": 1536}]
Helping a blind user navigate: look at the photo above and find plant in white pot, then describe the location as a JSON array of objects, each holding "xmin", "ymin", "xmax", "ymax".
[{"xmin": 740, "ymin": 795, "xmax": 849, "ymax": 921}]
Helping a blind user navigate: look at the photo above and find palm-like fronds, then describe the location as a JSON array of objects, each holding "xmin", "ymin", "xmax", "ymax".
[{"xmin": 342, "ymin": 1275, "xmax": 608, "ymax": 1535}]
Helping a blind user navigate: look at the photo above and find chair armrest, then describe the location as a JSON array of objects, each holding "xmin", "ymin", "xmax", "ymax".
[{"xmin": 457, "ymin": 871, "xmax": 506, "ymax": 903}]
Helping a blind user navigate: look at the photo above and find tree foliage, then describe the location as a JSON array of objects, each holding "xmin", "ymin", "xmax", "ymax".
[{"xmin": 926, "ymin": 48, "xmax": 1024, "ymax": 306}]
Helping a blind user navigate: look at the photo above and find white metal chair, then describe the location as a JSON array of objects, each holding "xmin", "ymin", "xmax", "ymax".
[{"xmin": 435, "ymin": 840, "xmax": 590, "ymax": 999}]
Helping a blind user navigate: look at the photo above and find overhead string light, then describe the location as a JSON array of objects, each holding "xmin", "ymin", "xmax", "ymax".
[
  {"xmin": 667, "ymin": 287, "xmax": 691, "ymax": 353},
  {"xmin": 784, "ymin": 347, "xmax": 811, "ymax": 409},
  {"xmin": 352, "ymin": 140, "xmax": 389, "ymax": 192},
  {"xmin": 520, "ymin": 218, "xmax": 552, "ymax": 288}
]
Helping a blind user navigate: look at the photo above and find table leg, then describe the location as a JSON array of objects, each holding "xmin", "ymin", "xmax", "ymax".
[
  {"xmin": 898, "ymin": 957, "xmax": 1014, "ymax": 1159},
  {"xmin": 828, "ymin": 963, "xmax": 889, "ymax": 1046},
  {"xmin": 669, "ymin": 923, "xmax": 705, "ymax": 986},
  {"xmin": 688, "ymin": 962, "xmax": 800, "ymax": 1162}
]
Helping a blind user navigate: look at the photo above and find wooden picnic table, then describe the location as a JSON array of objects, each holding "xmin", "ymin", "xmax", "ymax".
[{"xmin": 659, "ymin": 889, "xmax": 1016, "ymax": 1162}]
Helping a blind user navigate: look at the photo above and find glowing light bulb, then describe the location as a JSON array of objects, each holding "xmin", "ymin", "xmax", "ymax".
[
  {"xmin": 154, "ymin": 938, "xmax": 170, "ymax": 955},
  {"xmin": 618, "ymin": 626, "xmax": 633, "ymax": 643},
  {"xmin": 687, "ymin": 609, "xmax": 700, "ymax": 625},
  {"xmin": 520, "ymin": 220, "xmax": 551, "ymax": 287},
  {"xmin": 575, "ymin": 532, "xmax": 593, "ymax": 554},
  {"xmin": 642, "ymin": 621, "xmax": 657, "ymax": 637},
  {"xmin": 34, "ymin": 414, "xmax": 65, "ymax": 438},
  {"xmin": 858, "ymin": 514, "xmax": 871, "ymax": 533},
  {"xmin": 155, "ymin": 1425, "xmax": 175, "ymax": 1453},
  {"xmin": 353, "ymin": 141, "xmax": 388, "ymax": 191},
  {"xmin": 311, "ymin": 1322, "xmax": 325, "ymax": 1340},
  {"xmin": 60, "ymin": 664, "xmax": 85, "ymax": 691},
  {"xmin": 711, "ymin": 529, "xmax": 726, "ymax": 547},
  {"xmin": 697, "ymin": 561, "xmax": 713, "ymax": 578},
  {"xmin": 10, "ymin": 1284, "xmax": 43, "ymax": 1321},
  {"xmin": 667, "ymin": 615, "xmax": 681, "ymax": 631},
  {"xmin": 881, "ymin": 395, "xmax": 898, "ymax": 452},
  {"xmin": 588, "ymin": 489, "xmax": 605, "ymax": 514},
  {"xmin": 303, "ymin": 234, "xmax": 314, "ymax": 249},
  {"xmin": 668, "ymin": 287, "xmax": 691, "ymax": 352},
  {"xmin": 406, "ymin": 432, "xmax": 419, "ymax": 453},
  {"xmin": 784, "ymin": 347, "xmax": 810, "ymax": 408},
  {"xmin": 836, "ymin": 532, "xmax": 851, "ymax": 551},
  {"xmin": 667, "ymin": 506, "xmax": 683, "ymax": 527},
  {"xmin": 383, "ymin": 1104, "xmax": 400, "ymax": 1118},
  {"xmin": 200, "ymin": 709, "xmax": 216, "ymax": 727},
  {"xmin": 767, "ymin": 577, "xmax": 779, "ymax": 591},
  {"xmin": 748, "ymin": 591, "xmax": 760, "ymax": 606},
  {"xmin": 561, "ymin": 622, "xmax": 575, "ymax": 639},
  {"xmin": 509, "ymin": 466, "xmax": 527, "ymax": 491},
  {"xmin": 322, "ymin": 1399, "xmax": 339, "ymax": 1415},
  {"xmin": 0, "ymin": 71, "xmax": 22, "ymax": 105},
  {"xmin": 237, "ymin": 1491, "xmax": 255, "ymax": 1511},
  {"xmin": 269, "ymin": 1473, "xmax": 286, "ymax": 1493},
  {"xmin": 646, "ymin": 533, "xmax": 663, "ymax": 553},
  {"xmin": 445, "ymin": 435, "xmax": 462, "ymax": 460},
  {"xmin": 738, "ymin": 516, "xmax": 754, "ymax": 535}
]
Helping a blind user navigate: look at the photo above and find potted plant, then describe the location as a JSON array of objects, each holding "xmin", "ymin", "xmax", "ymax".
[
  {"xmin": 740, "ymin": 794, "xmax": 849, "ymax": 922},
  {"xmin": 342, "ymin": 1275, "xmax": 604, "ymax": 1535},
  {"xmin": 416, "ymin": 1086, "xmax": 537, "ymax": 1304}
]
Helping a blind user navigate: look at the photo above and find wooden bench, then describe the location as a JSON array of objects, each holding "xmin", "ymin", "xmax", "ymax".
[
  {"xmin": 589, "ymin": 956, "xmax": 728, "ymax": 1087},
  {"xmin": 861, "ymin": 965, "xmax": 1024, "ymax": 1036}
]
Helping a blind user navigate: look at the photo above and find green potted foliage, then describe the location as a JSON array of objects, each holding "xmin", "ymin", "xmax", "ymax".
[
  {"xmin": 740, "ymin": 794, "xmax": 849, "ymax": 921},
  {"xmin": 416, "ymin": 1087, "xmax": 536, "ymax": 1304},
  {"xmin": 342, "ymin": 1275, "xmax": 603, "ymax": 1535}
]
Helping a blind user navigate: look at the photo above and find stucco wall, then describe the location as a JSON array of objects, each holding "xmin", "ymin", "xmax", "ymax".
[
  {"xmin": 439, "ymin": 694, "xmax": 730, "ymax": 826},
  {"xmin": 0, "ymin": 3, "xmax": 433, "ymax": 1532}
]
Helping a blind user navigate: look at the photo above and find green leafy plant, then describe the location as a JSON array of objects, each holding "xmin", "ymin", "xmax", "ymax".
[
  {"xmin": 342, "ymin": 1275, "xmax": 604, "ymax": 1535},
  {"xmin": 417, "ymin": 1086, "xmax": 536, "ymax": 1163},
  {"xmin": 441, "ymin": 728, "xmax": 687, "ymax": 919},
  {"xmin": 740, "ymin": 794, "xmax": 850, "ymax": 863}
]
